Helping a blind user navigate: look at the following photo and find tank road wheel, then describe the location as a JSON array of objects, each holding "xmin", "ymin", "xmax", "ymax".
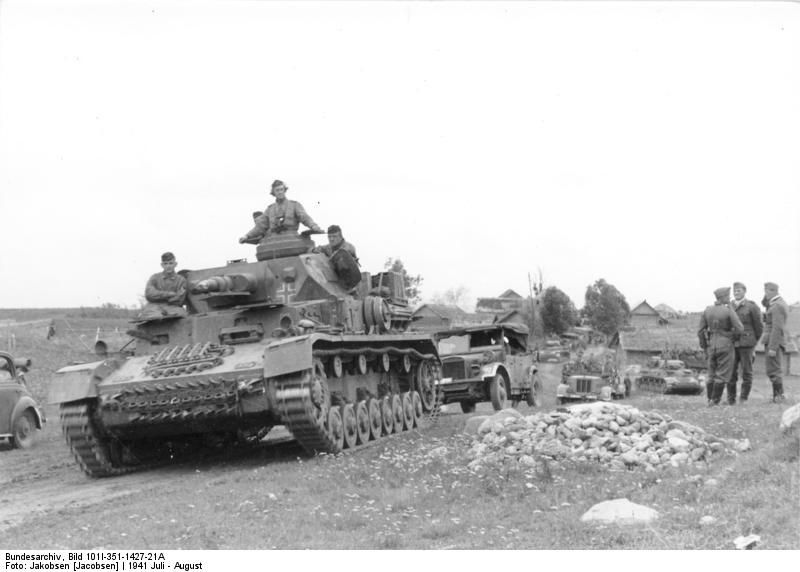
[
  {"xmin": 391, "ymin": 394, "xmax": 404, "ymax": 433},
  {"xmin": 381, "ymin": 396, "xmax": 394, "ymax": 435},
  {"xmin": 489, "ymin": 373, "xmax": 508, "ymax": 411},
  {"xmin": 331, "ymin": 356, "xmax": 344, "ymax": 378},
  {"xmin": 381, "ymin": 353, "xmax": 391, "ymax": 373},
  {"xmin": 367, "ymin": 398, "xmax": 383, "ymax": 440},
  {"xmin": 340, "ymin": 404, "xmax": 358, "ymax": 449},
  {"xmin": 309, "ymin": 360, "xmax": 332, "ymax": 426},
  {"xmin": 325, "ymin": 407, "xmax": 344, "ymax": 452},
  {"xmin": 402, "ymin": 354, "xmax": 412, "ymax": 374},
  {"xmin": 410, "ymin": 391, "xmax": 423, "ymax": 427},
  {"xmin": 11, "ymin": 409, "xmax": 38, "ymax": 449},
  {"xmin": 460, "ymin": 401, "xmax": 476, "ymax": 414},
  {"xmin": 415, "ymin": 360, "xmax": 437, "ymax": 412},
  {"xmin": 401, "ymin": 392, "xmax": 415, "ymax": 430},
  {"xmin": 355, "ymin": 401, "xmax": 371, "ymax": 445},
  {"xmin": 356, "ymin": 354, "xmax": 368, "ymax": 376}
]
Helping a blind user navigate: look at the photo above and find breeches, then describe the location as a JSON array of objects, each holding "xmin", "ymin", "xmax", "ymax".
[
  {"xmin": 766, "ymin": 347, "xmax": 784, "ymax": 384},
  {"xmin": 708, "ymin": 347, "xmax": 735, "ymax": 387},
  {"xmin": 730, "ymin": 347, "xmax": 754, "ymax": 384}
]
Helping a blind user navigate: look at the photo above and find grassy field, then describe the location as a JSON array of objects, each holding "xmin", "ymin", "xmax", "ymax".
[{"xmin": 0, "ymin": 311, "xmax": 798, "ymax": 550}]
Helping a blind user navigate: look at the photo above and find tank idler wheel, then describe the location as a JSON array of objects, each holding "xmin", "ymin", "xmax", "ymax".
[
  {"xmin": 355, "ymin": 401, "xmax": 371, "ymax": 445},
  {"xmin": 415, "ymin": 360, "xmax": 437, "ymax": 413},
  {"xmin": 367, "ymin": 398, "xmax": 383, "ymax": 440},
  {"xmin": 410, "ymin": 391, "xmax": 423, "ymax": 426},
  {"xmin": 402, "ymin": 354, "xmax": 412, "ymax": 374},
  {"xmin": 327, "ymin": 407, "xmax": 345, "ymax": 452},
  {"xmin": 391, "ymin": 394, "xmax": 404, "ymax": 433},
  {"xmin": 381, "ymin": 353, "xmax": 391, "ymax": 373},
  {"xmin": 340, "ymin": 404, "xmax": 358, "ymax": 449},
  {"xmin": 356, "ymin": 354, "xmax": 368, "ymax": 376},
  {"xmin": 381, "ymin": 396, "xmax": 394, "ymax": 435},
  {"xmin": 331, "ymin": 356, "xmax": 343, "ymax": 378},
  {"xmin": 401, "ymin": 392, "xmax": 415, "ymax": 430}
]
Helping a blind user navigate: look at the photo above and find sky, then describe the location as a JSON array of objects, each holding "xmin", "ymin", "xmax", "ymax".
[{"xmin": 1, "ymin": 0, "xmax": 798, "ymax": 313}]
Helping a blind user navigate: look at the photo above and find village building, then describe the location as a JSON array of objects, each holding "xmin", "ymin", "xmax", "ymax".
[{"xmin": 629, "ymin": 300, "xmax": 670, "ymax": 327}]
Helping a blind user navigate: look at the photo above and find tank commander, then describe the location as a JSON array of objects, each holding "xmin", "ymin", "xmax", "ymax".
[
  {"xmin": 313, "ymin": 225, "xmax": 359, "ymax": 264},
  {"xmin": 697, "ymin": 286, "xmax": 744, "ymax": 406},
  {"xmin": 239, "ymin": 179, "xmax": 322, "ymax": 243},
  {"xmin": 139, "ymin": 252, "xmax": 187, "ymax": 319}
]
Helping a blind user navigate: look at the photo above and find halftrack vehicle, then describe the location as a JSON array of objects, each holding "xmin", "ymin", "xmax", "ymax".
[
  {"xmin": 49, "ymin": 232, "xmax": 440, "ymax": 477},
  {"xmin": 1, "ymin": 352, "xmax": 44, "ymax": 449},
  {"xmin": 632, "ymin": 357, "xmax": 704, "ymax": 395},
  {"xmin": 434, "ymin": 323, "xmax": 539, "ymax": 413},
  {"xmin": 556, "ymin": 348, "xmax": 626, "ymax": 405}
]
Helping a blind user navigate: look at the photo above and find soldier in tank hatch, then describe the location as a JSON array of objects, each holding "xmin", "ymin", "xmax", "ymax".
[
  {"xmin": 239, "ymin": 179, "xmax": 322, "ymax": 243},
  {"xmin": 139, "ymin": 251, "xmax": 188, "ymax": 319},
  {"xmin": 697, "ymin": 286, "xmax": 744, "ymax": 406},
  {"xmin": 313, "ymin": 225, "xmax": 359, "ymax": 264},
  {"xmin": 762, "ymin": 281, "xmax": 788, "ymax": 403},
  {"xmin": 725, "ymin": 281, "xmax": 762, "ymax": 404}
]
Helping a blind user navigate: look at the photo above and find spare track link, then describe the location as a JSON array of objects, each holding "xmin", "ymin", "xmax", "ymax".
[{"xmin": 60, "ymin": 402, "xmax": 140, "ymax": 478}]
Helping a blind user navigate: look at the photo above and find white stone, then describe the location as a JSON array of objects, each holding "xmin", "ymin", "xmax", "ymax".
[
  {"xmin": 733, "ymin": 534, "xmax": 761, "ymax": 550},
  {"xmin": 733, "ymin": 439, "xmax": 751, "ymax": 453},
  {"xmin": 666, "ymin": 429, "xmax": 689, "ymax": 441},
  {"xmin": 699, "ymin": 516, "xmax": 717, "ymax": 526},
  {"xmin": 465, "ymin": 415, "xmax": 490, "ymax": 435},
  {"xmin": 779, "ymin": 404, "xmax": 800, "ymax": 435},
  {"xmin": 668, "ymin": 436, "xmax": 691, "ymax": 452},
  {"xmin": 580, "ymin": 499, "xmax": 659, "ymax": 526}
]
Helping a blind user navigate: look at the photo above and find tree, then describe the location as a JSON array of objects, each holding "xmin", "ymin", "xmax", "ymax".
[
  {"xmin": 582, "ymin": 278, "xmax": 630, "ymax": 336},
  {"xmin": 430, "ymin": 286, "xmax": 470, "ymax": 310},
  {"xmin": 540, "ymin": 286, "xmax": 578, "ymax": 335},
  {"xmin": 384, "ymin": 258, "xmax": 423, "ymax": 305}
]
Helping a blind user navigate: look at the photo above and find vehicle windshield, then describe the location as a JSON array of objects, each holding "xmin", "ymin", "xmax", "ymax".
[{"xmin": 438, "ymin": 335, "xmax": 470, "ymax": 355}]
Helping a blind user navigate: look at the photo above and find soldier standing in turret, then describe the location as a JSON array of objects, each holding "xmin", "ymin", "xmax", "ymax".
[
  {"xmin": 762, "ymin": 281, "xmax": 789, "ymax": 403},
  {"xmin": 725, "ymin": 281, "xmax": 762, "ymax": 404},
  {"xmin": 239, "ymin": 179, "xmax": 322, "ymax": 243},
  {"xmin": 698, "ymin": 287, "xmax": 744, "ymax": 406}
]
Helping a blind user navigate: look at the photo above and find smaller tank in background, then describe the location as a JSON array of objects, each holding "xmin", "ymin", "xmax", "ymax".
[{"xmin": 633, "ymin": 357, "xmax": 704, "ymax": 395}]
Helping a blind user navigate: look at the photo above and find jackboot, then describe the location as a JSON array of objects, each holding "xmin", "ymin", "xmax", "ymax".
[
  {"xmin": 772, "ymin": 383, "xmax": 785, "ymax": 403},
  {"xmin": 740, "ymin": 383, "xmax": 751, "ymax": 402},
  {"xmin": 712, "ymin": 382, "xmax": 726, "ymax": 405}
]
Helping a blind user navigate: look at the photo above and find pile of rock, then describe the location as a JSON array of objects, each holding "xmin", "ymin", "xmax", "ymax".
[{"xmin": 466, "ymin": 402, "xmax": 750, "ymax": 472}]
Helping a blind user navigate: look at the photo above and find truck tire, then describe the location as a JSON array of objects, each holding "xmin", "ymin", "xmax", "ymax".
[{"xmin": 489, "ymin": 374, "xmax": 508, "ymax": 411}]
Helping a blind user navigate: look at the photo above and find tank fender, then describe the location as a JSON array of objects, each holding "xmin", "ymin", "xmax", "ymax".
[
  {"xmin": 263, "ymin": 334, "xmax": 315, "ymax": 379},
  {"xmin": 11, "ymin": 397, "xmax": 45, "ymax": 429},
  {"xmin": 47, "ymin": 359, "xmax": 119, "ymax": 405}
]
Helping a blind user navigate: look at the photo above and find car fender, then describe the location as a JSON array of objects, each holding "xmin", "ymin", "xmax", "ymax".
[
  {"xmin": 480, "ymin": 363, "xmax": 508, "ymax": 382},
  {"xmin": 11, "ymin": 397, "xmax": 44, "ymax": 429}
]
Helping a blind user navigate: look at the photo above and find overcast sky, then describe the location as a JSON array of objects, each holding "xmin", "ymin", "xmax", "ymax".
[{"xmin": 1, "ymin": 0, "xmax": 798, "ymax": 313}]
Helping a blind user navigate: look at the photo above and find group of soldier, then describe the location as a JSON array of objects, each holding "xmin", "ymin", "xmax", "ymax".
[
  {"xmin": 141, "ymin": 179, "xmax": 356, "ymax": 318},
  {"xmin": 698, "ymin": 281, "xmax": 789, "ymax": 405}
]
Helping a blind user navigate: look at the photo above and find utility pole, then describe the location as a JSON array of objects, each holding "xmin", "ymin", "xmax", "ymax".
[{"xmin": 528, "ymin": 272, "xmax": 536, "ymax": 338}]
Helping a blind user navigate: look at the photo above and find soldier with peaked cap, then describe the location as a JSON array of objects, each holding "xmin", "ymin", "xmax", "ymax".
[
  {"xmin": 725, "ymin": 281, "xmax": 763, "ymax": 404},
  {"xmin": 762, "ymin": 281, "xmax": 789, "ymax": 402},
  {"xmin": 697, "ymin": 286, "xmax": 744, "ymax": 406},
  {"xmin": 239, "ymin": 179, "xmax": 322, "ymax": 243}
]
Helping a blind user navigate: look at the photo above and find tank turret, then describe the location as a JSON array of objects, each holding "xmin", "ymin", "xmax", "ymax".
[{"xmin": 49, "ymin": 232, "xmax": 439, "ymax": 477}]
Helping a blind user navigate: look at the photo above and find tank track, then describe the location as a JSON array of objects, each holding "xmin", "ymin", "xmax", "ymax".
[
  {"xmin": 60, "ymin": 402, "xmax": 145, "ymax": 478},
  {"xmin": 636, "ymin": 375, "xmax": 668, "ymax": 394}
]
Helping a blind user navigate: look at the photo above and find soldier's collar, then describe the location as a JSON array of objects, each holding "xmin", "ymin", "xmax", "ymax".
[{"xmin": 769, "ymin": 295, "xmax": 782, "ymax": 304}]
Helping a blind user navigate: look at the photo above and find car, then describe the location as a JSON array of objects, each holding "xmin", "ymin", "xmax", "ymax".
[
  {"xmin": 435, "ymin": 323, "xmax": 540, "ymax": 413},
  {"xmin": 556, "ymin": 348, "xmax": 626, "ymax": 404},
  {"xmin": 634, "ymin": 357, "xmax": 705, "ymax": 395},
  {"xmin": 0, "ymin": 351, "xmax": 45, "ymax": 449}
]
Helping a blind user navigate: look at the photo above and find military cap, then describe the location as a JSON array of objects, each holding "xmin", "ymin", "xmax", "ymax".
[
  {"xmin": 732, "ymin": 281, "xmax": 746, "ymax": 291},
  {"xmin": 327, "ymin": 224, "xmax": 342, "ymax": 235},
  {"xmin": 270, "ymin": 179, "xmax": 288, "ymax": 195},
  {"xmin": 764, "ymin": 282, "xmax": 779, "ymax": 290},
  {"xmin": 161, "ymin": 252, "xmax": 176, "ymax": 263},
  {"xmin": 713, "ymin": 286, "xmax": 730, "ymax": 299}
]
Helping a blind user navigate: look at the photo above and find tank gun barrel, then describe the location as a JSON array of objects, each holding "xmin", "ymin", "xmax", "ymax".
[{"xmin": 190, "ymin": 273, "xmax": 258, "ymax": 294}]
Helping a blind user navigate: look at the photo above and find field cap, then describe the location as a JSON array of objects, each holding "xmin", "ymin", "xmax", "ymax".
[
  {"xmin": 713, "ymin": 286, "xmax": 730, "ymax": 299},
  {"xmin": 327, "ymin": 225, "xmax": 342, "ymax": 234},
  {"xmin": 732, "ymin": 281, "xmax": 746, "ymax": 291},
  {"xmin": 161, "ymin": 252, "xmax": 176, "ymax": 263},
  {"xmin": 764, "ymin": 281, "xmax": 779, "ymax": 290}
]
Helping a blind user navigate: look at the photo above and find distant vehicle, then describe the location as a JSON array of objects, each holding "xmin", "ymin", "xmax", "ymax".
[
  {"xmin": 632, "ymin": 357, "xmax": 704, "ymax": 395},
  {"xmin": 537, "ymin": 339, "xmax": 570, "ymax": 363},
  {"xmin": 0, "ymin": 352, "xmax": 45, "ymax": 449},
  {"xmin": 435, "ymin": 323, "xmax": 539, "ymax": 413},
  {"xmin": 556, "ymin": 348, "xmax": 626, "ymax": 404}
]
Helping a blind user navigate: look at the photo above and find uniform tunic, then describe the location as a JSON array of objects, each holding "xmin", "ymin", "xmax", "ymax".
[
  {"xmin": 727, "ymin": 298, "xmax": 763, "ymax": 401},
  {"xmin": 145, "ymin": 272, "xmax": 187, "ymax": 305},
  {"xmin": 763, "ymin": 295, "xmax": 789, "ymax": 388},
  {"xmin": 317, "ymin": 240, "xmax": 358, "ymax": 262},
  {"xmin": 244, "ymin": 199, "xmax": 321, "ymax": 241},
  {"xmin": 698, "ymin": 302, "xmax": 744, "ymax": 401}
]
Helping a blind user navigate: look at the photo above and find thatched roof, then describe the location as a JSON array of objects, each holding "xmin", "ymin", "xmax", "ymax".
[{"xmin": 412, "ymin": 304, "xmax": 468, "ymax": 320}]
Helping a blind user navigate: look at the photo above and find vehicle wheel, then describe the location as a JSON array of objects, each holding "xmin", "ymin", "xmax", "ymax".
[
  {"xmin": 327, "ymin": 407, "xmax": 344, "ymax": 451},
  {"xmin": 366, "ymin": 398, "xmax": 382, "ymax": 440},
  {"xmin": 391, "ymin": 394, "xmax": 404, "ymax": 433},
  {"xmin": 460, "ymin": 401, "xmax": 476, "ymax": 414},
  {"xmin": 381, "ymin": 396, "xmax": 394, "ymax": 435},
  {"xmin": 401, "ymin": 392, "xmax": 415, "ymax": 430},
  {"xmin": 340, "ymin": 404, "xmax": 358, "ymax": 449},
  {"xmin": 415, "ymin": 360, "xmax": 437, "ymax": 412},
  {"xmin": 489, "ymin": 374, "xmax": 508, "ymax": 411},
  {"xmin": 11, "ymin": 409, "xmax": 37, "ymax": 449},
  {"xmin": 355, "ymin": 401, "xmax": 371, "ymax": 445},
  {"xmin": 410, "ymin": 391, "xmax": 423, "ymax": 427}
]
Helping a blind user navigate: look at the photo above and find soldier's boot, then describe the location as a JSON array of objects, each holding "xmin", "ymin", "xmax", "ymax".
[
  {"xmin": 772, "ymin": 383, "xmax": 785, "ymax": 403},
  {"xmin": 740, "ymin": 383, "xmax": 751, "ymax": 402},
  {"xmin": 726, "ymin": 383, "xmax": 737, "ymax": 405},
  {"xmin": 706, "ymin": 381, "xmax": 714, "ymax": 402},
  {"xmin": 711, "ymin": 382, "xmax": 725, "ymax": 405}
]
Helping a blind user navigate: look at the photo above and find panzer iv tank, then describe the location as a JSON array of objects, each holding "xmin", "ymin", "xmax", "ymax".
[{"xmin": 49, "ymin": 233, "xmax": 440, "ymax": 477}]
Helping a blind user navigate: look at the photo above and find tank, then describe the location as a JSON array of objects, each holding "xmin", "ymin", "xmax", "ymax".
[
  {"xmin": 49, "ymin": 232, "xmax": 440, "ymax": 477},
  {"xmin": 633, "ymin": 356, "xmax": 704, "ymax": 395}
]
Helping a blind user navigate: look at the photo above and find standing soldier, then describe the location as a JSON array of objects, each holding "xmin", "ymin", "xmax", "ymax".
[
  {"xmin": 726, "ymin": 282, "xmax": 763, "ymax": 404},
  {"xmin": 762, "ymin": 282, "xmax": 789, "ymax": 403},
  {"xmin": 698, "ymin": 287, "xmax": 744, "ymax": 406},
  {"xmin": 239, "ymin": 179, "xmax": 322, "ymax": 243}
]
